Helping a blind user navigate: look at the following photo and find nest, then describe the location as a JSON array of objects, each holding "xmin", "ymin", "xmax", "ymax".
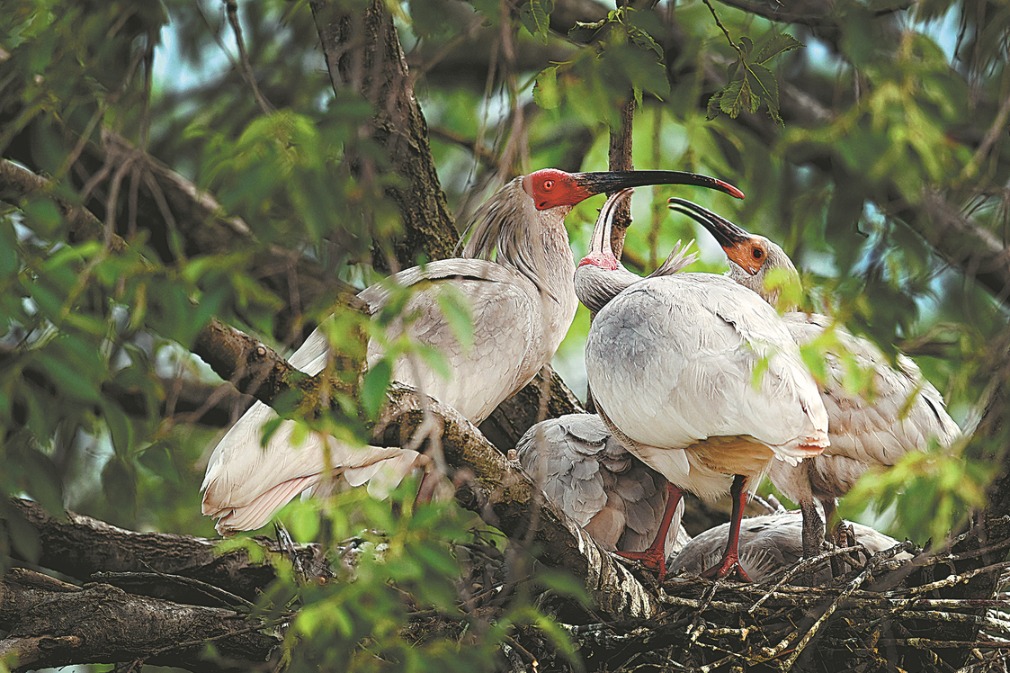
[
  {"xmin": 345, "ymin": 526, "xmax": 1010, "ymax": 672},
  {"xmin": 567, "ymin": 539, "xmax": 1010, "ymax": 672}
]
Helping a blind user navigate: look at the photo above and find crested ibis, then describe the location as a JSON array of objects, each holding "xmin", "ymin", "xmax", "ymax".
[
  {"xmin": 201, "ymin": 168, "xmax": 743, "ymax": 534},
  {"xmin": 671, "ymin": 510, "xmax": 907, "ymax": 584},
  {"xmin": 668, "ymin": 198, "xmax": 961, "ymax": 556},
  {"xmin": 579, "ymin": 193, "xmax": 829, "ymax": 581}
]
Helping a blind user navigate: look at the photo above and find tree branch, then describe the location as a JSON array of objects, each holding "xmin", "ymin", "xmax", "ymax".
[
  {"xmin": 310, "ymin": 0, "xmax": 457, "ymax": 267},
  {"xmin": 309, "ymin": 0, "xmax": 584, "ymax": 448},
  {"xmin": 0, "ymin": 568, "xmax": 280, "ymax": 672},
  {"xmin": 0, "ymin": 155, "xmax": 644, "ymax": 622},
  {"xmin": 190, "ymin": 317, "xmax": 653, "ymax": 619},
  {"xmin": 8, "ymin": 498, "xmax": 328, "ymax": 602}
]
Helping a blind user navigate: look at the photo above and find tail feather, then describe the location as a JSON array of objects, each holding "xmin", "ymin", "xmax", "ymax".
[{"xmin": 208, "ymin": 474, "xmax": 320, "ymax": 535}]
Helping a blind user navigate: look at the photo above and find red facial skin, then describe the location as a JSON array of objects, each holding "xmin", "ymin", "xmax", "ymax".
[
  {"xmin": 522, "ymin": 169, "xmax": 593, "ymax": 210},
  {"xmin": 577, "ymin": 251, "xmax": 619, "ymax": 270}
]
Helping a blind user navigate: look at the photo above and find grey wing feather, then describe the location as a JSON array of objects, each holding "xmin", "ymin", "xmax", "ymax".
[
  {"xmin": 517, "ymin": 415, "xmax": 613, "ymax": 532},
  {"xmin": 774, "ymin": 313, "xmax": 961, "ymax": 501},
  {"xmin": 670, "ymin": 511, "xmax": 905, "ymax": 583},
  {"xmin": 517, "ymin": 414, "xmax": 680, "ymax": 556}
]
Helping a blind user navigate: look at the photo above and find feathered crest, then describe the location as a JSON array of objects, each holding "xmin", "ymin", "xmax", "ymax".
[
  {"xmin": 649, "ymin": 240, "xmax": 699, "ymax": 278},
  {"xmin": 456, "ymin": 176, "xmax": 552, "ymax": 295}
]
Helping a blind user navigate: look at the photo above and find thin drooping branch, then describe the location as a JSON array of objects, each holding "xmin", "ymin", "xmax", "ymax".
[{"xmin": 224, "ymin": 0, "xmax": 275, "ymax": 116}]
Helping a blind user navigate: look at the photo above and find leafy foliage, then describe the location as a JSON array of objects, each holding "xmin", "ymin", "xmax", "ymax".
[
  {"xmin": 707, "ymin": 33, "xmax": 805, "ymax": 122},
  {"xmin": 1, "ymin": 0, "xmax": 1009, "ymax": 668}
]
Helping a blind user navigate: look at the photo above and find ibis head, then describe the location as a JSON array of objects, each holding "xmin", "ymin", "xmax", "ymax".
[
  {"xmin": 524, "ymin": 168, "xmax": 744, "ymax": 211},
  {"xmin": 668, "ymin": 198, "xmax": 798, "ymax": 307}
]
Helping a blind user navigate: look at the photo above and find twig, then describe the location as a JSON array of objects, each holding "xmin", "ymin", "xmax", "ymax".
[{"xmin": 224, "ymin": 0, "xmax": 275, "ymax": 115}]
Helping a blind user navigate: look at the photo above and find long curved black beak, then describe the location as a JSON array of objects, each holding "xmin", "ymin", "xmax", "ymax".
[
  {"xmin": 573, "ymin": 170, "xmax": 745, "ymax": 200},
  {"xmin": 667, "ymin": 197, "xmax": 751, "ymax": 248},
  {"xmin": 591, "ymin": 188, "xmax": 634, "ymax": 255}
]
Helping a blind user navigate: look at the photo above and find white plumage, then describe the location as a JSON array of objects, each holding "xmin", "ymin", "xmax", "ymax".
[
  {"xmin": 578, "ymin": 192, "xmax": 828, "ymax": 580},
  {"xmin": 668, "ymin": 198, "xmax": 961, "ymax": 553},
  {"xmin": 201, "ymin": 169, "xmax": 743, "ymax": 534}
]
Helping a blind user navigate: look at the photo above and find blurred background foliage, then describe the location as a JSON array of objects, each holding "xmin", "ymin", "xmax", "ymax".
[{"xmin": 1, "ymin": 0, "xmax": 1009, "ymax": 669}]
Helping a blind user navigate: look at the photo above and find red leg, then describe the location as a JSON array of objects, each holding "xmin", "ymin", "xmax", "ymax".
[
  {"xmin": 700, "ymin": 475, "xmax": 752, "ymax": 582},
  {"xmin": 616, "ymin": 482, "xmax": 683, "ymax": 581}
]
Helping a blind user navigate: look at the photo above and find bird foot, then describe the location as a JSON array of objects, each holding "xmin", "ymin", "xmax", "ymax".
[
  {"xmin": 832, "ymin": 521, "xmax": 857, "ymax": 549},
  {"xmin": 615, "ymin": 548, "xmax": 667, "ymax": 582},
  {"xmin": 829, "ymin": 521, "xmax": 862, "ymax": 577},
  {"xmin": 700, "ymin": 555, "xmax": 752, "ymax": 582}
]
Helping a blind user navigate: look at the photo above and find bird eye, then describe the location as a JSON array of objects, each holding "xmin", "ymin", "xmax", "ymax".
[
  {"xmin": 543, "ymin": 179, "xmax": 555, "ymax": 191},
  {"xmin": 752, "ymin": 247, "xmax": 764, "ymax": 259}
]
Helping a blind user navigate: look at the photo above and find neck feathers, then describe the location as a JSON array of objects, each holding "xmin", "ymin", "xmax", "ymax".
[{"xmin": 459, "ymin": 177, "xmax": 572, "ymax": 299}]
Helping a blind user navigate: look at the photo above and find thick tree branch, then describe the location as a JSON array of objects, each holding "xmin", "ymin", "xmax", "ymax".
[
  {"xmin": 0, "ymin": 158, "xmax": 126, "ymax": 252},
  {"xmin": 310, "ymin": 0, "xmax": 457, "ymax": 266},
  {"xmin": 0, "ymin": 158, "xmax": 642, "ymax": 621},
  {"xmin": 8, "ymin": 498, "xmax": 328, "ymax": 603},
  {"xmin": 715, "ymin": 0, "xmax": 913, "ymax": 29},
  {"xmin": 0, "ymin": 568, "xmax": 280, "ymax": 672},
  {"xmin": 191, "ymin": 317, "xmax": 653, "ymax": 619}
]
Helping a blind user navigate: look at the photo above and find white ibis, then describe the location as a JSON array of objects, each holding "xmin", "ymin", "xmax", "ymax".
[
  {"xmin": 667, "ymin": 198, "xmax": 962, "ymax": 556},
  {"xmin": 517, "ymin": 412, "xmax": 690, "ymax": 558},
  {"xmin": 579, "ymin": 195, "xmax": 829, "ymax": 581},
  {"xmin": 575, "ymin": 188, "xmax": 698, "ymax": 314},
  {"xmin": 201, "ymin": 168, "xmax": 744, "ymax": 534},
  {"xmin": 670, "ymin": 510, "xmax": 906, "ymax": 584}
]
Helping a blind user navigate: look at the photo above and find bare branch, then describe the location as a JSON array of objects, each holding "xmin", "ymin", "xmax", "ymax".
[
  {"xmin": 8, "ymin": 498, "xmax": 328, "ymax": 602},
  {"xmin": 0, "ymin": 568, "xmax": 280, "ymax": 672},
  {"xmin": 223, "ymin": 0, "xmax": 275, "ymax": 116}
]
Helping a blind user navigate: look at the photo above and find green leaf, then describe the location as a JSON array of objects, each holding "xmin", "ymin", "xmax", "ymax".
[
  {"xmin": 519, "ymin": 0, "xmax": 555, "ymax": 44},
  {"xmin": 3, "ymin": 504, "xmax": 41, "ymax": 564},
  {"xmin": 33, "ymin": 351, "xmax": 103, "ymax": 404},
  {"xmin": 750, "ymin": 354, "xmax": 770, "ymax": 390},
  {"xmin": 799, "ymin": 342, "xmax": 829, "ymax": 385},
  {"xmin": 101, "ymin": 400, "xmax": 134, "ymax": 457},
  {"xmin": 533, "ymin": 66, "xmax": 561, "ymax": 110},
  {"xmin": 21, "ymin": 197, "xmax": 63, "ymax": 238},
  {"xmin": 102, "ymin": 457, "xmax": 137, "ymax": 515},
  {"xmin": 436, "ymin": 292, "xmax": 473, "ymax": 351},
  {"xmin": 361, "ymin": 358, "xmax": 392, "ymax": 419},
  {"xmin": 711, "ymin": 78, "xmax": 748, "ymax": 119},
  {"xmin": 0, "ymin": 220, "xmax": 18, "ymax": 277},
  {"xmin": 754, "ymin": 33, "xmax": 804, "ymax": 64},
  {"xmin": 748, "ymin": 63, "xmax": 782, "ymax": 123}
]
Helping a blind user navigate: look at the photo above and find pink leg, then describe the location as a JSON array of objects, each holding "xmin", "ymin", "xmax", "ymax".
[
  {"xmin": 616, "ymin": 482, "xmax": 683, "ymax": 581},
  {"xmin": 700, "ymin": 475, "xmax": 752, "ymax": 582}
]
